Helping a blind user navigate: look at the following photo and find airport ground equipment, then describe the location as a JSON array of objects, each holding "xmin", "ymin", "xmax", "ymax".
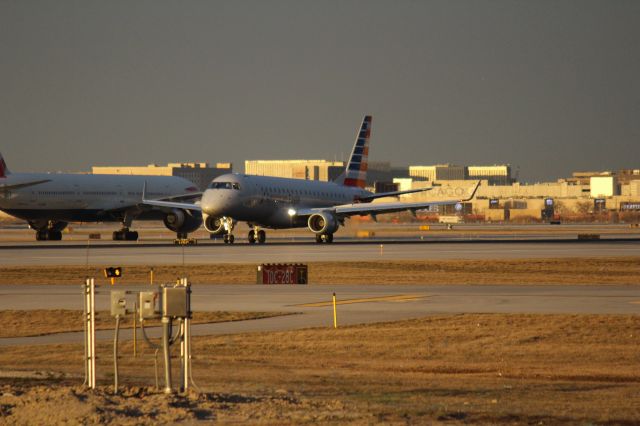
[
  {"xmin": 82, "ymin": 279, "xmax": 194, "ymax": 394},
  {"xmin": 174, "ymin": 237, "xmax": 197, "ymax": 245},
  {"xmin": 140, "ymin": 279, "xmax": 193, "ymax": 394},
  {"xmin": 104, "ymin": 266, "xmax": 122, "ymax": 285},
  {"xmin": 257, "ymin": 264, "xmax": 308, "ymax": 284}
]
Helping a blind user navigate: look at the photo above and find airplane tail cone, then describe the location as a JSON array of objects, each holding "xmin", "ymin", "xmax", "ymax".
[{"xmin": 0, "ymin": 153, "xmax": 9, "ymax": 178}]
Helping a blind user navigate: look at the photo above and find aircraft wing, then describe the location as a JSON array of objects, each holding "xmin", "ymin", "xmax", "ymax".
[
  {"xmin": 295, "ymin": 181, "xmax": 480, "ymax": 218},
  {"xmin": 141, "ymin": 198, "xmax": 202, "ymax": 211},
  {"xmin": 356, "ymin": 187, "xmax": 432, "ymax": 202},
  {"xmin": 140, "ymin": 182, "xmax": 202, "ymax": 211}
]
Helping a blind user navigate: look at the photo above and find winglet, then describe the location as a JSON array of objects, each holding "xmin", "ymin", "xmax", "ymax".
[
  {"xmin": 0, "ymin": 153, "xmax": 9, "ymax": 178},
  {"xmin": 142, "ymin": 181, "xmax": 147, "ymax": 201}
]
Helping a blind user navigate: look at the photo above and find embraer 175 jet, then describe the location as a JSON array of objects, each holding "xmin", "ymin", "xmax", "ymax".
[
  {"xmin": 0, "ymin": 154, "xmax": 202, "ymax": 241},
  {"xmin": 144, "ymin": 115, "xmax": 479, "ymax": 244}
]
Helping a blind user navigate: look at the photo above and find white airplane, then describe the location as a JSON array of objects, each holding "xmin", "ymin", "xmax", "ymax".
[
  {"xmin": 142, "ymin": 116, "xmax": 480, "ymax": 243},
  {"xmin": 143, "ymin": 115, "xmax": 479, "ymax": 244},
  {"xmin": 0, "ymin": 154, "xmax": 202, "ymax": 241}
]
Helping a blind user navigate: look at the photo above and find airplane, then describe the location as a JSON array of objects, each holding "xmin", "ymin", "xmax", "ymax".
[
  {"xmin": 0, "ymin": 153, "xmax": 202, "ymax": 241},
  {"xmin": 143, "ymin": 115, "xmax": 479, "ymax": 244}
]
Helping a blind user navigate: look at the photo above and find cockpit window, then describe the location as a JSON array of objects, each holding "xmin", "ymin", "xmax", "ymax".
[{"xmin": 209, "ymin": 182, "xmax": 241, "ymax": 190}]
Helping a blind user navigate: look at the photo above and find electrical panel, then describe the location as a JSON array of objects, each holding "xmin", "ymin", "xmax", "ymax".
[
  {"xmin": 162, "ymin": 286, "xmax": 191, "ymax": 318},
  {"xmin": 110, "ymin": 290, "xmax": 127, "ymax": 317},
  {"xmin": 139, "ymin": 291, "xmax": 160, "ymax": 320}
]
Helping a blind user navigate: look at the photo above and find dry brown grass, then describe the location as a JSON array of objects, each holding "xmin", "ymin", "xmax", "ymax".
[
  {"xmin": 0, "ymin": 310, "xmax": 292, "ymax": 338},
  {"xmin": 1, "ymin": 257, "xmax": 639, "ymax": 285},
  {"xmin": 1, "ymin": 314, "xmax": 639, "ymax": 424}
]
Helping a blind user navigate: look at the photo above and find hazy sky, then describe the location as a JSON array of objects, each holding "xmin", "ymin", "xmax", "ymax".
[{"xmin": 1, "ymin": 1, "xmax": 638, "ymax": 182}]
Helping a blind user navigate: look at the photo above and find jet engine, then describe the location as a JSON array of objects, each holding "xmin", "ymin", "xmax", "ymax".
[
  {"xmin": 307, "ymin": 212, "xmax": 339, "ymax": 234},
  {"xmin": 163, "ymin": 209, "xmax": 202, "ymax": 234},
  {"xmin": 202, "ymin": 214, "xmax": 226, "ymax": 235}
]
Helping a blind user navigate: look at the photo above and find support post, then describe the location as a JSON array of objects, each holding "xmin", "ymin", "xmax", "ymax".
[
  {"xmin": 133, "ymin": 302, "xmax": 137, "ymax": 358},
  {"xmin": 162, "ymin": 317, "xmax": 172, "ymax": 394},
  {"xmin": 333, "ymin": 292, "xmax": 338, "ymax": 329},
  {"xmin": 84, "ymin": 278, "xmax": 96, "ymax": 389},
  {"xmin": 113, "ymin": 315, "xmax": 120, "ymax": 394}
]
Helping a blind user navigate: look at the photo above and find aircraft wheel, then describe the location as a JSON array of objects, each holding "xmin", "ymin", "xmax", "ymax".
[
  {"xmin": 248, "ymin": 230, "xmax": 256, "ymax": 244},
  {"xmin": 228, "ymin": 234, "xmax": 235, "ymax": 244},
  {"xmin": 321, "ymin": 233, "xmax": 333, "ymax": 243},
  {"xmin": 257, "ymin": 230, "xmax": 266, "ymax": 244},
  {"xmin": 126, "ymin": 231, "xmax": 139, "ymax": 241},
  {"xmin": 50, "ymin": 230, "xmax": 62, "ymax": 241},
  {"xmin": 112, "ymin": 231, "xmax": 122, "ymax": 241},
  {"xmin": 315, "ymin": 234, "xmax": 323, "ymax": 244}
]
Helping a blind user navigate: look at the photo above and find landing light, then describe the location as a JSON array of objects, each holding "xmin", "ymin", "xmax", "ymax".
[{"xmin": 287, "ymin": 208, "xmax": 296, "ymax": 217}]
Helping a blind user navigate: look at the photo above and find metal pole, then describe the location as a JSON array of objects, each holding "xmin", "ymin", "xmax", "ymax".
[
  {"xmin": 179, "ymin": 319, "xmax": 185, "ymax": 393},
  {"xmin": 90, "ymin": 278, "xmax": 96, "ymax": 388},
  {"xmin": 113, "ymin": 315, "xmax": 120, "ymax": 394},
  {"xmin": 133, "ymin": 302, "xmax": 137, "ymax": 358},
  {"xmin": 184, "ymin": 316, "xmax": 190, "ymax": 392},
  {"xmin": 162, "ymin": 317, "xmax": 172, "ymax": 394},
  {"xmin": 83, "ymin": 279, "xmax": 88, "ymax": 386}
]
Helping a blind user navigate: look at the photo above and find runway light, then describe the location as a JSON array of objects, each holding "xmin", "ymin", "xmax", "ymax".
[{"xmin": 287, "ymin": 208, "xmax": 296, "ymax": 216}]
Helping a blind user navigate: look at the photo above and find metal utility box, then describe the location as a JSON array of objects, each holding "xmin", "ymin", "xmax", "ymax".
[
  {"xmin": 110, "ymin": 290, "xmax": 127, "ymax": 317},
  {"xmin": 139, "ymin": 291, "xmax": 160, "ymax": 320},
  {"xmin": 257, "ymin": 264, "xmax": 308, "ymax": 285},
  {"xmin": 162, "ymin": 286, "xmax": 191, "ymax": 318}
]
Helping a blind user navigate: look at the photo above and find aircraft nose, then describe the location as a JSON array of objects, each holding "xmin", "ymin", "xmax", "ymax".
[
  {"xmin": 201, "ymin": 189, "xmax": 237, "ymax": 216},
  {"xmin": 201, "ymin": 191, "xmax": 223, "ymax": 215}
]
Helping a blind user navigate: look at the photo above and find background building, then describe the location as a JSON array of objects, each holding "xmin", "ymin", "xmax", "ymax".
[
  {"xmin": 244, "ymin": 160, "xmax": 344, "ymax": 181},
  {"xmin": 409, "ymin": 164, "xmax": 467, "ymax": 181},
  {"xmin": 467, "ymin": 165, "xmax": 513, "ymax": 185},
  {"xmin": 92, "ymin": 162, "xmax": 232, "ymax": 191}
]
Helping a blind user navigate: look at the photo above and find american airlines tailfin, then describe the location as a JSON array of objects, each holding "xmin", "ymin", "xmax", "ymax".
[
  {"xmin": 0, "ymin": 153, "xmax": 9, "ymax": 178},
  {"xmin": 334, "ymin": 115, "xmax": 371, "ymax": 188}
]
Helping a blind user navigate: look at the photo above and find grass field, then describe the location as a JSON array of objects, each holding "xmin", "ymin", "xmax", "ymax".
[
  {"xmin": 1, "ymin": 257, "xmax": 639, "ymax": 285},
  {"xmin": 1, "ymin": 313, "xmax": 639, "ymax": 424}
]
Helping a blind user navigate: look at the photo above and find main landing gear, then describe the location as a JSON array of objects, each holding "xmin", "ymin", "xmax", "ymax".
[
  {"xmin": 223, "ymin": 233, "xmax": 235, "ymax": 244},
  {"xmin": 112, "ymin": 228, "xmax": 139, "ymax": 241},
  {"xmin": 315, "ymin": 233, "xmax": 333, "ymax": 243},
  {"xmin": 30, "ymin": 220, "xmax": 67, "ymax": 241},
  {"xmin": 35, "ymin": 230, "xmax": 62, "ymax": 241},
  {"xmin": 248, "ymin": 229, "xmax": 266, "ymax": 244}
]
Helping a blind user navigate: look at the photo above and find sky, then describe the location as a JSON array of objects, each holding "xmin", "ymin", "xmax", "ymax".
[{"xmin": 1, "ymin": 0, "xmax": 638, "ymax": 183}]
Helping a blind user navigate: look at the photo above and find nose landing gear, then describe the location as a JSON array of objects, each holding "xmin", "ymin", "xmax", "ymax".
[{"xmin": 315, "ymin": 233, "xmax": 333, "ymax": 243}]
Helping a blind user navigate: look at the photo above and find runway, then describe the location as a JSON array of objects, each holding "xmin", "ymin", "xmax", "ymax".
[
  {"xmin": 0, "ymin": 240, "xmax": 639, "ymax": 265},
  {"xmin": 1, "ymin": 283, "xmax": 638, "ymax": 346}
]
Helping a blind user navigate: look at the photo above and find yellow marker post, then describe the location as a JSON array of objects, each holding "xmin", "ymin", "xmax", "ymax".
[
  {"xmin": 332, "ymin": 292, "xmax": 337, "ymax": 329},
  {"xmin": 110, "ymin": 277, "xmax": 115, "ymax": 286},
  {"xmin": 150, "ymin": 268, "xmax": 154, "ymax": 285}
]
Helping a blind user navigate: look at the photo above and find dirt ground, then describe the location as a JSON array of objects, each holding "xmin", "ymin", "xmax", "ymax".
[
  {"xmin": 1, "ymin": 313, "xmax": 639, "ymax": 424},
  {"xmin": 0, "ymin": 310, "xmax": 293, "ymax": 338},
  {"xmin": 1, "ymin": 257, "xmax": 639, "ymax": 285}
]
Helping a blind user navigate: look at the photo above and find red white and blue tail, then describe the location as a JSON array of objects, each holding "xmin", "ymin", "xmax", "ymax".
[
  {"xmin": 0, "ymin": 153, "xmax": 9, "ymax": 178},
  {"xmin": 337, "ymin": 115, "xmax": 371, "ymax": 188}
]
